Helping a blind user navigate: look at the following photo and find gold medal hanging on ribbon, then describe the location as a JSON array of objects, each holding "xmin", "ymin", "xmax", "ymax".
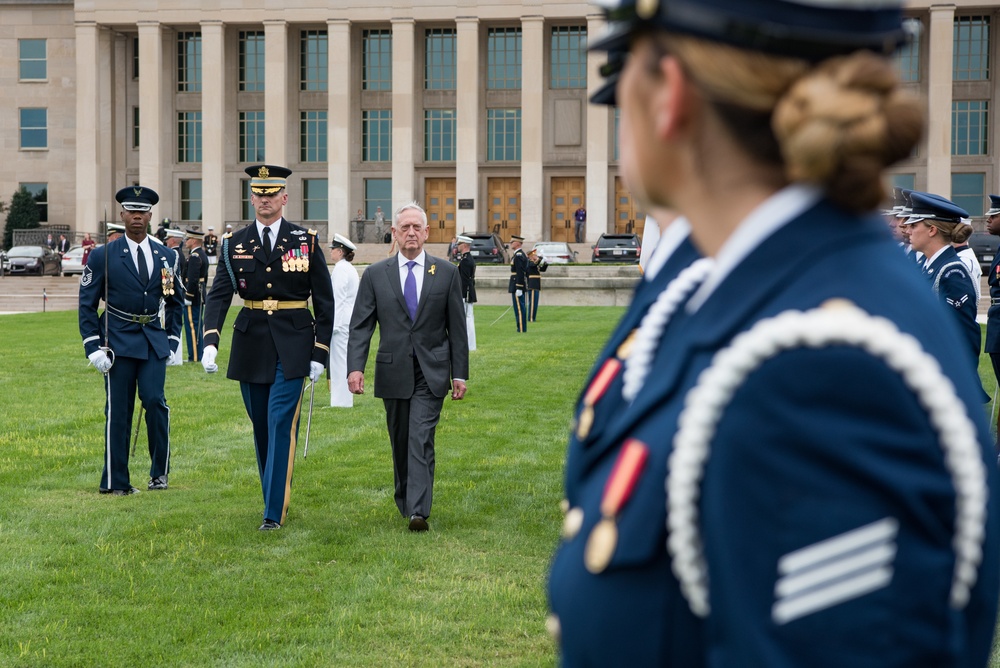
[
  {"xmin": 575, "ymin": 329, "xmax": 638, "ymax": 440},
  {"xmin": 282, "ymin": 250, "xmax": 291, "ymax": 273},
  {"xmin": 584, "ymin": 439, "xmax": 649, "ymax": 574},
  {"xmin": 161, "ymin": 268, "xmax": 174, "ymax": 296}
]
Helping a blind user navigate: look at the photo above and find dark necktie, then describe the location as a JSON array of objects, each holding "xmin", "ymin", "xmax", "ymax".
[
  {"xmin": 262, "ymin": 227, "xmax": 272, "ymax": 257},
  {"xmin": 404, "ymin": 260, "xmax": 418, "ymax": 321},
  {"xmin": 137, "ymin": 244, "xmax": 148, "ymax": 281}
]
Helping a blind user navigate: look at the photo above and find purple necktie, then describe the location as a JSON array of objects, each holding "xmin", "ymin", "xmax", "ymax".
[{"xmin": 404, "ymin": 260, "xmax": 418, "ymax": 321}]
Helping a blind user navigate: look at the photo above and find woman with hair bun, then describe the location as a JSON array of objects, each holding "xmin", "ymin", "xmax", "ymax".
[
  {"xmin": 548, "ymin": 1, "xmax": 1000, "ymax": 666},
  {"xmin": 903, "ymin": 192, "xmax": 984, "ymax": 382}
]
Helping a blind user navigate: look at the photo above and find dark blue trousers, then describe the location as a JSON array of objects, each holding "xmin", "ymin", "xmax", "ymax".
[
  {"xmin": 240, "ymin": 361, "xmax": 304, "ymax": 525},
  {"xmin": 512, "ymin": 291, "xmax": 527, "ymax": 332},
  {"xmin": 183, "ymin": 302, "xmax": 204, "ymax": 362},
  {"xmin": 528, "ymin": 289, "xmax": 539, "ymax": 322},
  {"xmin": 101, "ymin": 354, "xmax": 170, "ymax": 491}
]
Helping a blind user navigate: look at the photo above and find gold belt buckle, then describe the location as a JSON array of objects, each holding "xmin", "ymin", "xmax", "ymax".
[{"xmin": 262, "ymin": 299, "xmax": 278, "ymax": 312}]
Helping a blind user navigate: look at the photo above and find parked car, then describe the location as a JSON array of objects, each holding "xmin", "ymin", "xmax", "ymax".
[
  {"xmin": 6, "ymin": 245, "xmax": 62, "ymax": 276},
  {"xmin": 61, "ymin": 244, "xmax": 103, "ymax": 276},
  {"xmin": 467, "ymin": 233, "xmax": 510, "ymax": 264},
  {"xmin": 532, "ymin": 241, "xmax": 577, "ymax": 264},
  {"xmin": 591, "ymin": 233, "xmax": 641, "ymax": 264},
  {"xmin": 969, "ymin": 231, "xmax": 1000, "ymax": 272}
]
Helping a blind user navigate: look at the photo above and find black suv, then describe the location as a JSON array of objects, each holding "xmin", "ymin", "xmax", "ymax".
[
  {"xmin": 592, "ymin": 233, "xmax": 641, "ymax": 264},
  {"xmin": 467, "ymin": 233, "xmax": 510, "ymax": 264},
  {"xmin": 969, "ymin": 231, "xmax": 1000, "ymax": 271}
]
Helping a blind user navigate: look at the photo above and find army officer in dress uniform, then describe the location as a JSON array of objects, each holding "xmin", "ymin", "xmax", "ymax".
[
  {"xmin": 79, "ymin": 186, "xmax": 185, "ymax": 495},
  {"xmin": 456, "ymin": 235, "xmax": 477, "ymax": 351},
  {"xmin": 548, "ymin": 1, "xmax": 1000, "ymax": 666},
  {"xmin": 508, "ymin": 235, "xmax": 529, "ymax": 332},
  {"xmin": 985, "ymin": 194, "xmax": 1000, "ymax": 439},
  {"xmin": 201, "ymin": 165, "xmax": 335, "ymax": 531}
]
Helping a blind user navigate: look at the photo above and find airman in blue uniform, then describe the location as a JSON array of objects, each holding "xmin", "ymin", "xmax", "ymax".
[
  {"xmin": 984, "ymin": 194, "xmax": 1000, "ymax": 436},
  {"xmin": 79, "ymin": 186, "xmax": 184, "ymax": 494},
  {"xmin": 201, "ymin": 165, "xmax": 335, "ymax": 531},
  {"xmin": 548, "ymin": 1, "xmax": 1000, "ymax": 666}
]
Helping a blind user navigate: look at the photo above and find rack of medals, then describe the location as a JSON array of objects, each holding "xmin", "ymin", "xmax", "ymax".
[
  {"xmin": 282, "ymin": 246, "xmax": 310, "ymax": 272},
  {"xmin": 161, "ymin": 267, "xmax": 175, "ymax": 295}
]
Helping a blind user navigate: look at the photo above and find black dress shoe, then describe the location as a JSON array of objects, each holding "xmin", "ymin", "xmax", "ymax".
[
  {"xmin": 148, "ymin": 475, "xmax": 168, "ymax": 490},
  {"xmin": 408, "ymin": 515, "xmax": 429, "ymax": 532},
  {"xmin": 100, "ymin": 486, "xmax": 140, "ymax": 496},
  {"xmin": 259, "ymin": 519, "xmax": 281, "ymax": 531}
]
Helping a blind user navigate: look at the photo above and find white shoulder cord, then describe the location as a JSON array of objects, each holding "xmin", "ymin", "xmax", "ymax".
[
  {"xmin": 667, "ymin": 300, "xmax": 987, "ymax": 617},
  {"xmin": 622, "ymin": 258, "xmax": 715, "ymax": 403},
  {"xmin": 931, "ymin": 260, "xmax": 974, "ymax": 297}
]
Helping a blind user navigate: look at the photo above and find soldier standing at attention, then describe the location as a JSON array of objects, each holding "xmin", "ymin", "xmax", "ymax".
[
  {"xmin": 201, "ymin": 165, "xmax": 334, "ymax": 531},
  {"xmin": 983, "ymin": 194, "xmax": 1000, "ymax": 438},
  {"xmin": 508, "ymin": 235, "xmax": 528, "ymax": 333},
  {"xmin": 526, "ymin": 247, "xmax": 547, "ymax": 322},
  {"xmin": 183, "ymin": 229, "xmax": 209, "ymax": 362},
  {"xmin": 203, "ymin": 226, "xmax": 218, "ymax": 265},
  {"xmin": 79, "ymin": 186, "xmax": 184, "ymax": 495},
  {"xmin": 456, "ymin": 235, "xmax": 477, "ymax": 351},
  {"xmin": 163, "ymin": 228, "xmax": 187, "ymax": 366}
]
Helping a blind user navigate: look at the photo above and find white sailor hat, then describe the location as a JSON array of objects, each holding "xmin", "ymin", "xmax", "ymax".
[
  {"xmin": 329, "ymin": 233, "xmax": 357, "ymax": 252},
  {"xmin": 457, "ymin": 235, "xmax": 474, "ymax": 244},
  {"xmin": 164, "ymin": 228, "xmax": 185, "ymax": 240}
]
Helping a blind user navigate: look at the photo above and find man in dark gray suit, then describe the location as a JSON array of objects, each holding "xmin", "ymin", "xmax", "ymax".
[{"xmin": 348, "ymin": 202, "xmax": 469, "ymax": 532}]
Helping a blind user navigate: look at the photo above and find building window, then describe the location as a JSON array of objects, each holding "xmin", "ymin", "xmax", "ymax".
[
  {"xmin": 19, "ymin": 39, "xmax": 46, "ymax": 81},
  {"xmin": 362, "ymin": 110, "xmax": 392, "ymax": 162},
  {"xmin": 239, "ymin": 111, "xmax": 265, "ymax": 163},
  {"xmin": 132, "ymin": 107, "xmax": 140, "ymax": 149},
  {"xmin": 180, "ymin": 179, "xmax": 203, "ymax": 221},
  {"xmin": 241, "ymin": 179, "xmax": 253, "ymax": 220},
  {"xmin": 19, "ymin": 108, "xmax": 47, "ymax": 149},
  {"xmin": 891, "ymin": 173, "xmax": 915, "ymax": 192},
  {"xmin": 365, "ymin": 178, "xmax": 392, "ymax": 220},
  {"xmin": 177, "ymin": 112, "xmax": 202, "ymax": 162},
  {"xmin": 178, "ymin": 32, "xmax": 202, "ymax": 92},
  {"xmin": 133, "ymin": 37, "xmax": 139, "ymax": 79},
  {"xmin": 424, "ymin": 109, "xmax": 456, "ymax": 162},
  {"xmin": 551, "ymin": 26, "xmax": 587, "ymax": 89},
  {"xmin": 487, "ymin": 108, "xmax": 521, "ymax": 161},
  {"xmin": 895, "ymin": 26, "xmax": 920, "ymax": 82},
  {"xmin": 952, "ymin": 100, "xmax": 988, "ymax": 155},
  {"xmin": 239, "ymin": 31, "xmax": 265, "ymax": 92},
  {"xmin": 952, "ymin": 172, "xmax": 986, "ymax": 216},
  {"xmin": 300, "ymin": 111, "xmax": 328, "ymax": 162},
  {"xmin": 20, "ymin": 183, "xmax": 47, "ymax": 223},
  {"xmin": 300, "ymin": 30, "xmax": 328, "ymax": 91},
  {"xmin": 303, "ymin": 179, "xmax": 328, "ymax": 221},
  {"xmin": 363, "ymin": 30, "xmax": 392, "ymax": 91},
  {"xmin": 425, "ymin": 28, "xmax": 456, "ymax": 90},
  {"xmin": 488, "ymin": 28, "xmax": 522, "ymax": 90},
  {"xmin": 954, "ymin": 16, "xmax": 990, "ymax": 81}
]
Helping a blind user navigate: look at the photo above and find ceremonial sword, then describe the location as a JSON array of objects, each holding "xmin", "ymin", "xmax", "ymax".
[{"xmin": 303, "ymin": 379, "xmax": 316, "ymax": 458}]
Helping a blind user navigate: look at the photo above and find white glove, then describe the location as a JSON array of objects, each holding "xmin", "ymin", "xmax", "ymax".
[
  {"xmin": 166, "ymin": 347, "xmax": 183, "ymax": 366},
  {"xmin": 88, "ymin": 350, "xmax": 113, "ymax": 374},
  {"xmin": 309, "ymin": 361, "xmax": 324, "ymax": 383},
  {"xmin": 516, "ymin": 289, "xmax": 523, "ymax": 297},
  {"xmin": 202, "ymin": 345, "xmax": 218, "ymax": 374}
]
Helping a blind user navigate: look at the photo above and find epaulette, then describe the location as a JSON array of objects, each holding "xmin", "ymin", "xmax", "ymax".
[{"xmin": 223, "ymin": 232, "xmax": 233, "ymax": 239}]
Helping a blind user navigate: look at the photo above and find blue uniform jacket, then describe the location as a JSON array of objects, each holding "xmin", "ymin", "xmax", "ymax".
[
  {"xmin": 922, "ymin": 246, "xmax": 982, "ymax": 370},
  {"xmin": 549, "ymin": 199, "xmax": 1000, "ymax": 667},
  {"xmin": 985, "ymin": 251, "xmax": 1000, "ymax": 353},
  {"xmin": 78, "ymin": 237, "xmax": 183, "ymax": 359}
]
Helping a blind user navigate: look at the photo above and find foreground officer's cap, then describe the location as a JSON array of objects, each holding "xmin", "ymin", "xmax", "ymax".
[
  {"xmin": 329, "ymin": 232, "xmax": 357, "ymax": 252},
  {"xmin": 986, "ymin": 195, "xmax": 1000, "ymax": 216},
  {"xmin": 115, "ymin": 185, "xmax": 159, "ymax": 212},
  {"xmin": 245, "ymin": 164, "xmax": 292, "ymax": 195},
  {"xmin": 903, "ymin": 192, "xmax": 971, "ymax": 226},
  {"xmin": 589, "ymin": 0, "xmax": 909, "ymax": 63},
  {"xmin": 184, "ymin": 228, "xmax": 204, "ymax": 241},
  {"xmin": 457, "ymin": 235, "xmax": 474, "ymax": 244}
]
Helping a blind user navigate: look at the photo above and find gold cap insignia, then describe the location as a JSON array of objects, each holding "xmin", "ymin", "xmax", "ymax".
[
  {"xmin": 133, "ymin": 187, "xmax": 143, "ymax": 196},
  {"xmin": 258, "ymin": 166, "xmax": 270, "ymax": 179}
]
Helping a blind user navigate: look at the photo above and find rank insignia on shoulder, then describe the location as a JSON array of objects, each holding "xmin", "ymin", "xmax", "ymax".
[{"xmin": 223, "ymin": 232, "xmax": 234, "ymax": 239}]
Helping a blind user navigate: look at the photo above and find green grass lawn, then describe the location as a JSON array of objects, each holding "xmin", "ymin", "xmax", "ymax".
[
  {"xmin": 0, "ymin": 306, "xmax": 618, "ymax": 667},
  {"xmin": 3, "ymin": 310, "xmax": 1000, "ymax": 666}
]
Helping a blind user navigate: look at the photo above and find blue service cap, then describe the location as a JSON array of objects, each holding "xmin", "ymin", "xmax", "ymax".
[
  {"xmin": 115, "ymin": 186, "xmax": 159, "ymax": 212},
  {"xmin": 589, "ymin": 0, "xmax": 909, "ymax": 63},
  {"xmin": 902, "ymin": 192, "xmax": 970, "ymax": 226},
  {"xmin": 986, "ymin": 195, "xmax": 1000, "ymax": 216}
]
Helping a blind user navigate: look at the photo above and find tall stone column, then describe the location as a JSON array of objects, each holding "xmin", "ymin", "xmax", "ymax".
[
  {"xmin": 201, "ymin": 21, "xmax": 225, "ymax": 231},
  {"xmin": 138, "ymin": 22, "xmax": 166, "ymax": 204},
  {"xmin": 75, "ymin": 22, "xmax": 102, "ymax": 234},
  {"xmin": 520, "ymin": 16, "xmax": 544, "ymax": 242},
  {"xmin": 926, "ymin": 5, "xmax": 955, "ymax": 197},
  {"xmin": 586, "ymin": 14, "xmax": 609, "ymax": 241},
  {"xmin": 456, "ymin": 17, "xmax": 480, "ymax": 233},
  {"xmin": 328, "ymin": 19, "xmax": 352, "ymax": 238},
  {"xmin": 392, "ymin": 18, "xmax": 416, "ymax": 205},
  {"xmin": 264, "ymin": 20, "xmax": 289, "ymax": 170}
]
